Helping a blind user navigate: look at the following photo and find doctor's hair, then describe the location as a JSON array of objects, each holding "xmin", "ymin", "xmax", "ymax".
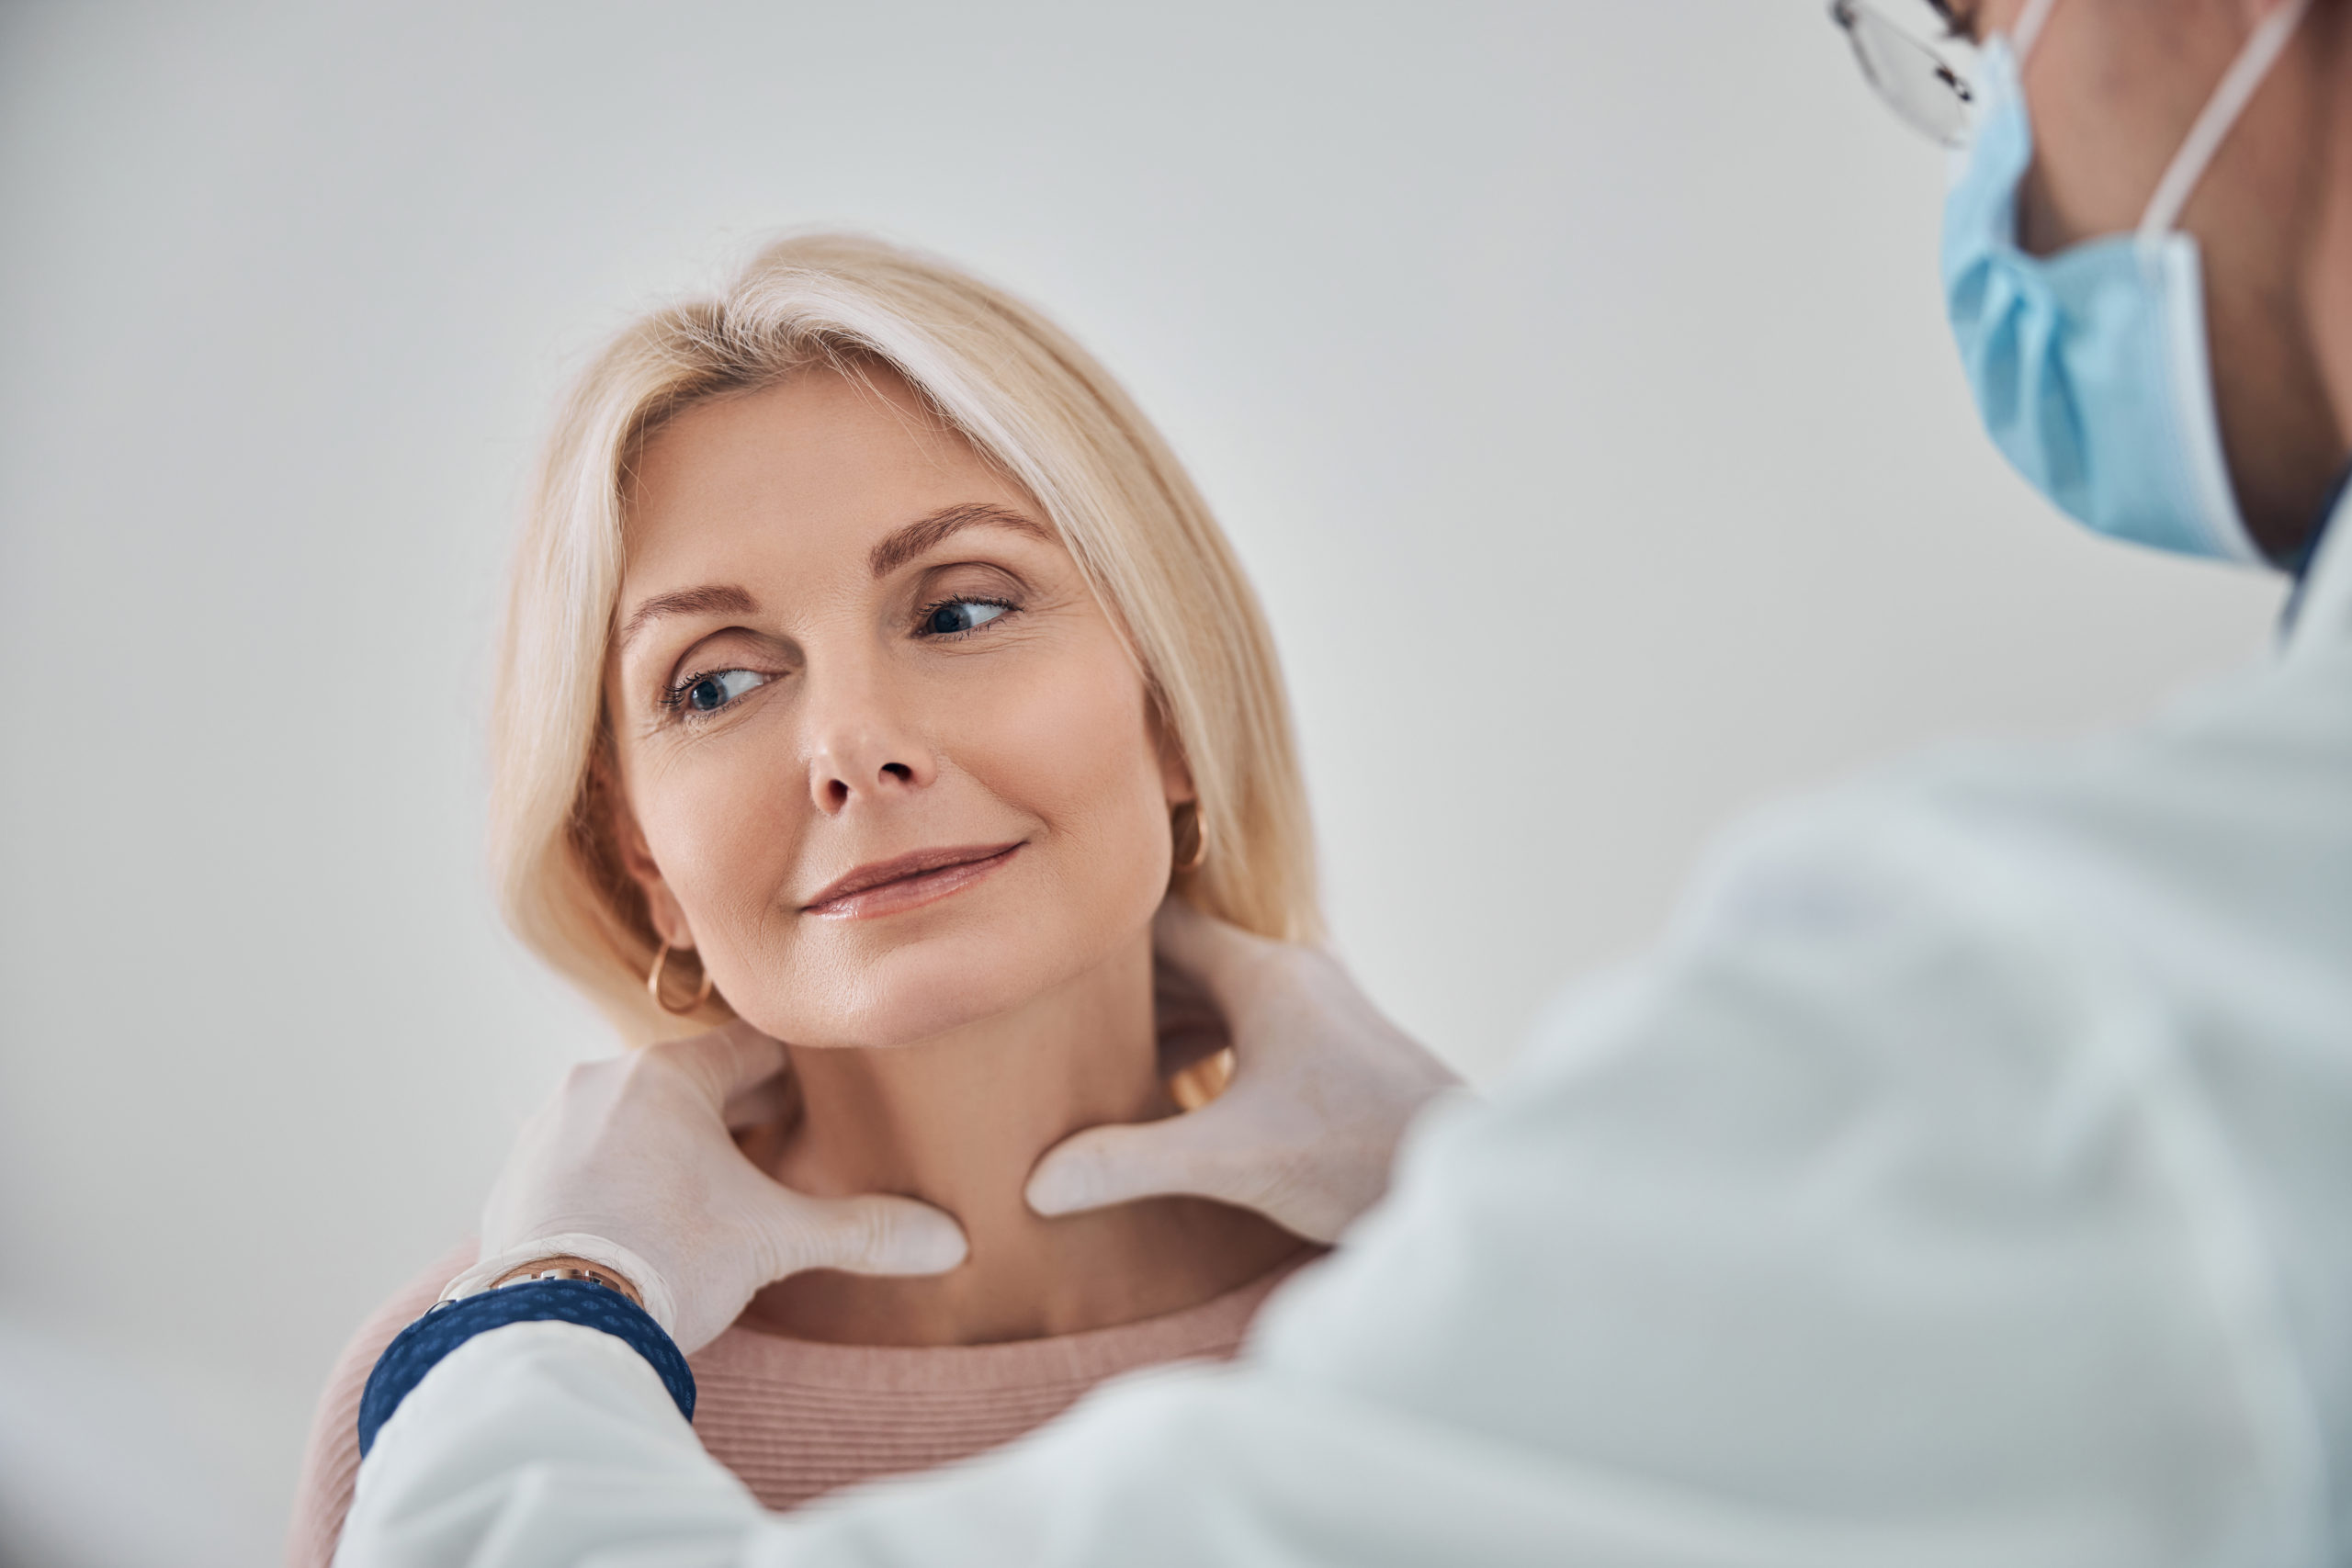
[{"xmin": 489, "ymin": 232, "xmax": 1320, "ymax": 1043}]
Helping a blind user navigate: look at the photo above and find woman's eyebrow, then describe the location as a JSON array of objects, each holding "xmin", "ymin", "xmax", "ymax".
[
  {"xmin": 616, "ymin": 584, "xmax": 759, "ymax": 652},
  {"xmin": 868, "ymin": 502, "xmax": 1050, "ymax": 578}
]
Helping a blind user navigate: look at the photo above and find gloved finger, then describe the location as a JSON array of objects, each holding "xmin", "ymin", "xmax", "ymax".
[
  {"xmin": 722, "ymin": 1063, "xmax": 798, "ymax": 1133},
  {"xmin": 1154, "ymin": 957, "xmax": 1230, "ymax": 1076},
  {"xmin": 1152, "ymin": 899, "xmax": 1281, "ymax": 1010},
  {"xmin": 775, "ymin": 1192, "xmax": 968, "ymax": 1279},
  {"xmin": 1029, "ymin": 1114, "xmax": 1341, "ymax": 1239},
  {"xmin": 1023, "ymin": 1103, "xmax": 1243, "ymax": 1219},
  {"xmin": 657, "ymin": 1020, "xmax": 789, "ymax": 1110}
]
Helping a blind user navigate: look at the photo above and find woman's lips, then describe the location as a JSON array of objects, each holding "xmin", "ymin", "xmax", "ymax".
[{"xmin": 800, "ymin": 842, "xmax": 1023, "ymax": 920}]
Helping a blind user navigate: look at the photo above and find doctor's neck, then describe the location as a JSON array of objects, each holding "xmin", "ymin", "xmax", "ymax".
[
  {"xmin": 2314, "ymin": 27, "xmax": 2352, "ymax": 461},
  {"xmin": 736, "ymin": 932, "xmax": 1305, "ymax": 1348}
]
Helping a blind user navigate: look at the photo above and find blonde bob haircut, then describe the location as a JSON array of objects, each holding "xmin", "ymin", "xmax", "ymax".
[{"xmin": 491, "ymin": 233, "xmax": 1319, "ymax": 1043}]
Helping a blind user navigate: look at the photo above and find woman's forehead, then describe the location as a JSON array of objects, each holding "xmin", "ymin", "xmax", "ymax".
[{"xmin": 624, "ymin": 372, "xmax": 1040, "ymax": 581}]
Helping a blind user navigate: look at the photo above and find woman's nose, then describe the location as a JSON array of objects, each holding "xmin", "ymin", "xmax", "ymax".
[{"xmin": 802, "ymin": 667, "xmax": 936, "ymax": 815}]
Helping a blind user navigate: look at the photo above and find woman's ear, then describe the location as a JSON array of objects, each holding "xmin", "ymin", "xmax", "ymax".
[
  {"xmin": 607, "ymin": 777, "xmax": 696, "ymax": 951},
  {"xmin": 1149, "ymin": 698, "xmax": 1197, "ymax": 809}
]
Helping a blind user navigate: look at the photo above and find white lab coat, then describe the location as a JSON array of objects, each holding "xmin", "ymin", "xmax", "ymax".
[{"xmin": 338, "ymin": 492, "xmax": 2352, "ymax": 1568}]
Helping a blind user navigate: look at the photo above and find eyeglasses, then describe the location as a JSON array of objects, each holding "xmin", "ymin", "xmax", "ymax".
[{"xmin": 1829, "ymin": 0, "xmax": 1975, "ymax": 147}]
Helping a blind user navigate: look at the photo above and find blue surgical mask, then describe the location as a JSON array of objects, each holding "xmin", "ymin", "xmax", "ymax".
[{"xmin": 1940, "ymin": 1, "xmax": 2309, "ymax": 563}]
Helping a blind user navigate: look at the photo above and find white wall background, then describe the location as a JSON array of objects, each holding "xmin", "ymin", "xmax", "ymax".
[{"xmin": 0, "ymin": 1, "xmax": 2284, "ymax": 1559}]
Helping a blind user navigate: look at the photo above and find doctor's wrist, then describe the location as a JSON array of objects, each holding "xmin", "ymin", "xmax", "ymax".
[
  {"xmin": 439, "ymin": 1235, "xmax": 679, "ymax": 1336},
  {"xmin": 487, "ymin": 1254, "xmax": 645, "ymax": 1307},
  {"xmin": 359, "ymin": 1276, "xmax": 694, "ymax": 1458}
]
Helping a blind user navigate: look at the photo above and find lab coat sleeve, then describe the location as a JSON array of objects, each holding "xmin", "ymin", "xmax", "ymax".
[
  {"xmin": 339, "ymin": 652, "xmax": 2352, "ymax": 1568},
  {"xmin": 335, "ymin": 1320, "xmax": 771, "ymax": 1568}
]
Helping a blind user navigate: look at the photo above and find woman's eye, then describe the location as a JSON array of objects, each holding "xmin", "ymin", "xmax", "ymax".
[
  {"xmin": 920, "ymin": 599, "xmax": 1012, "ymax": 637},
  {"xmin": 674, "ymin": 668, "xmax": 768, "ymax": 714}
]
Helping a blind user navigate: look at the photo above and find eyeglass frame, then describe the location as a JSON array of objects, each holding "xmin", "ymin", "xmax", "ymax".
[{"xmin": 1828, "ymin": 0, "xmax": 1980, "ymax": 146}]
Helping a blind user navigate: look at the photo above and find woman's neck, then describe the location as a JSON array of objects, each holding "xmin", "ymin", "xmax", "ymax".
[{"xmin": 738, "ymin": 935, "xmax": 1305, "ymax": 1347}]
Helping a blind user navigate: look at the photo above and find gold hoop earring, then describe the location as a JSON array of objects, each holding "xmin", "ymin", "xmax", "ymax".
[
  {"xmin": 646, "ymin": 939, "xmax": 715, "ymax": 1015},
  {"xmin": 1171, "ymin": 802, "xmax": 1208, "ymax": 874}
]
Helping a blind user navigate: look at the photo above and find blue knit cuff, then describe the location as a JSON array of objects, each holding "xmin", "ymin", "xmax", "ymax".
[{"xmin": 357, "ymin": 1279, "xmax": 695, "ymax": 1457}]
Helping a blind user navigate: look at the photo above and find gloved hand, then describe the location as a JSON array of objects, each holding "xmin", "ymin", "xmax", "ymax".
[
  {"xmin": 446, "ymin": 1021, "xmax": 967, "ymax": 1355},
  {"xmin": 1025, "ymin": 901, "xmax": 1467, "ymax": 1244}
]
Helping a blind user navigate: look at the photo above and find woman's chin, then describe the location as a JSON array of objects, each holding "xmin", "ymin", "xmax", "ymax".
[
  {"xmin": 736, "ymin": 945, "xmax": 1080, "ymax": 1051},
  {"xmin": 724, "ymin": 902, "xmax": 1148, "ymax": 1048}
]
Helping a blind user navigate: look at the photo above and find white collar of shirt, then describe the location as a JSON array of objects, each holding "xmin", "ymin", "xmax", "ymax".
[{"xmin": 2284, "ymin": 481, "xmax": 2352, "ymax": 664}]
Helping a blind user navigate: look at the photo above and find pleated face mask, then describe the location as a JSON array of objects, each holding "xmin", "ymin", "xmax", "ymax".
[{"xmin": 1939, "ymin": 0, "xmax": 2309, "ymax": 563}]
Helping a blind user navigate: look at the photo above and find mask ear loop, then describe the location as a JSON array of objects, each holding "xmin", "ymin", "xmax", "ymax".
[
  {"xmin": 2010, "ymin": 0, "xmax": 2063, "ymax": 67},
  {"xmin": 2132, "ymin": 0, "xmax": 2312, "ymax": 565},
  {"xmin": 2137, "ymin": 0, "xmax": 2311, "ymax": 243}
]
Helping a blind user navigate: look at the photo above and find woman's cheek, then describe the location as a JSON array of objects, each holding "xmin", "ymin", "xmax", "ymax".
[
  {"xmin": 647, "ymin": 742, "xmax": 806, "ymax": 948},
  {"xmin": 960, "ymin": 649, "xmax": 1159, "ymax": 850},
  {"xmin": 978, "ymin": 668, "xmax": 1170, "ymax": 948}
]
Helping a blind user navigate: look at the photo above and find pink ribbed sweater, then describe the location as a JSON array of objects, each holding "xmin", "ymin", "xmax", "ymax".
[{"xmin": 285, "ymin": 1242, "xmax": 1310, "ymax": 1566}]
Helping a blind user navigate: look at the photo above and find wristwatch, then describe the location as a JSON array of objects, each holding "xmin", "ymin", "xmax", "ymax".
[{"xmin": 488, "ymin": 1257, "xmax": 641, "ymax": 1303}]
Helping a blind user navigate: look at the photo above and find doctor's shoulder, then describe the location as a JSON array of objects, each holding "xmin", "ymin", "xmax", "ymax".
[{"xmin": 1503, "ymin": 638, "xmax": 2352, "ymax": 1100}]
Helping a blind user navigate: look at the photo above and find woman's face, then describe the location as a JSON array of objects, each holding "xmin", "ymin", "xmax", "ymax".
[{"xmin": 606, "ymin": 368, "xmax": 1190, "ymax": 1048}]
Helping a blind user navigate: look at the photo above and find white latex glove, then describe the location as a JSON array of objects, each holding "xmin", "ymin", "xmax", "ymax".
[
  {"xmin": 1025, "ymin": 901, "xmax": 1467, "ymax": 1244},
  {"xmin": 447, "ymin": 1020, "xmax": 967, "ymax": 1355}
]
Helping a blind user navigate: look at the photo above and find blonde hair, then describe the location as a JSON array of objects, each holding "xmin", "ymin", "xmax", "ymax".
[{"xmin": 490, "ymin": 233, "xmax": 1319, "ymax": 1043}]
